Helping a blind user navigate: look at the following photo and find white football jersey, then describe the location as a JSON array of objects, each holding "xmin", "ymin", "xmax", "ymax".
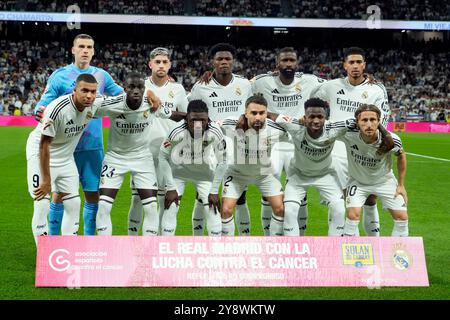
[
  {"xmin": 188, "ymin": 74, "xmax": 252, "ymax": 121},
  {"xmin": 340, "ymin": 131, "xmax": 403, "ymax": 185},
  {"xmin": 313, "ymin": 77, "xmax": 390, "ymax": 127},
  {"xmin": 30, "ymin": 94, "xmax": 105, "ymax": 167},
  {"xmin": 219, "ymin": 118, "xmax": 290, "ymax": 176},
  {"xmin": 275, "ymin": 115, "xmax": 357, "ymax": 177},
  {"xmin": 145, "ymin": 78, "xmax": 188, "ymax": 157},
  {"xmin": 95, "ymin": 95, "xmax": 172, "ymax": 160},
  {"xmin": 160, "ymin": 121, "xmax": 227, "ymax": 182},
  {"xmin": 252, "ymin": 72, "xmax": 326, "ymax": 117}
]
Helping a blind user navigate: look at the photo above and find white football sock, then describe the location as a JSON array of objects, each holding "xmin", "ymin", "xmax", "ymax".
[
  {"xmin": 61, "ymin": 194, "xmax": 80, "ymax": 235},
  {"xmin": 142, "ymin": 197, "xmax": 159, "ymax": 236},
  {"xmin": 270, "ymin": 214, "xmax": 284, "ymax": 236},
  {"xmin": 161, "ymin": 202, "xmax": 179, "ymax": 236},
  {"xmin": 298, "ymin": 201, "xmax": 308, "ymax": 236},
  {"xmin": 127, "ymin": 191, "xmax": 142, "ymax": 235},
  {"xmin": 235, "ymin": 204, "xmax": 251, "ymax": 236},
  {"xmin": 32, "ymin": 197, "xmax": 50, "ymax": 245},
  {"xmin": 343, "ymin": 218, "xmax": 360, "ymax": 236},
  {"xmin": 260, "ymin": 199, "xmax": 272, "ymax": 236},
  {"xmin": 96, "ymin": 195, "xmax": 114, "ymax": 235},
  {"xmin": 363, "ymin": 204, "xmax": 380, "ymax": 236},
  {"xmin": 221, "ymin": 216, "xmax": 235, "ymax": 236},
  {"xmin": 192, "ymin": 200, "xmax": 205, "ymax": 236},
  {"xmin": 328, "ymin": 200, "xmax": 346, "ymax": 236},
  {"xmin": 283, "ymin": 201, "xmax": 300, "ymax": 236},
  {"xmin": 205, "ymin": 206, "xmax": 222, "ymax": 236},
  {"xmin": 392, "ymin": 219, "xmax": 409, "ymax": 237}
]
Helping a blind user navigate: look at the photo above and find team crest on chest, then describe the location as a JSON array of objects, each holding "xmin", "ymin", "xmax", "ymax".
[
  {"xmin": 86, "ymin": 111, "xmax": 93, "ymax": 119},
  {"xmin": 235, "ymin": 87, "xmax": 242, "ymax": 96},
  {"xmin": 295, "ymin": 84, "xmax": 302, "ymax": 93},
  {"xmin": 168, "ymin": 90, "xmax": 175, "ymax": 99},
  {"xmin": 143, "ymin": 110, "xmax": 149, "ymax": 118},
  {"xmin": 362, "ymin": 91, "xmax": 368, "ymax": 99}
]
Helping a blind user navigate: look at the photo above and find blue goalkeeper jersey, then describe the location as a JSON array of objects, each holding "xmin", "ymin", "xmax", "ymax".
[{"xmin": 36, "ymin": 63, "xmax": 123, "ymax": 151}]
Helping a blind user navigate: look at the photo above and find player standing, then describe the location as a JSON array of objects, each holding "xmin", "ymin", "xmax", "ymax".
[
  {"xmin": 313, "ymin": 47, "xmax": 390, "ymax": 236},
  {"xmin": 28, "ymin": 74, "xmax": 102, "ymax": 241},
  {"xmin": 95, "ymin": 73, "xmax": 173, "ymax": 236},
  {"xmin": 127, "ymin": 47, "xmax": 188, "ymax": 235},
  {"xmin": 251, "ymin": 47, "xmax": 325, "ymax": 235},
  {"xmin": 188, "ymin": 43, "xmax": 252, "ymax": 235},
  {"xmin": 341, "ymin": 105, "xmax": 408, "ymax": 236},
  {"xmin": 158, "ymin": 100, "xmax": 227, "ymax": 236},
  {"xmin": 34, "ymin": 34, "xmax": 123, "ymax": 236}
]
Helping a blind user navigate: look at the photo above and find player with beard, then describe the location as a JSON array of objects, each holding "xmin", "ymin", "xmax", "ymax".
[
  {"xmin": 251, "ymin": 47, "xmax": 325, "ymax": 235},
  {"xmin": 188, "ymin": 43, "xmax": 252, "ymax": 236},
  {"xmin": 221, "ymin": 94, "xmax": 289, "ymax": 236}
]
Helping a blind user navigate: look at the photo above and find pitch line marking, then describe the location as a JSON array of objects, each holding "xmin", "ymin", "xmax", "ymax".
[{"xmin": 406, "ymin": 152, "xmax": 450, "ymax": 162}]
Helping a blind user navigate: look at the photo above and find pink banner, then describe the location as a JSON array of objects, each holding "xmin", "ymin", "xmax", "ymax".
[
  {"xmin": 387, "ymin": 122, "xmax": 450, "ymax": 133},
  {"xmin": 36, "ymin": 236, "xmax": 428, "ymax": 287}
]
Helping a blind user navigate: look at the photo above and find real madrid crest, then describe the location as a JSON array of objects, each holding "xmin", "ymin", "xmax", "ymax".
[
  {"xmin": 392, "ymin": 243, "xmax": 412, "ymax": 271},
  {"xmin": 295, "ymin": 84, "xmax": 302, "ymax": 93},
  {"xmin": 86, "ymin": 111, "xmax": 93, "ymax": 119},
  {"xmin": 362, "ymin": 91, "xmax": 368, "ymax": 99},
  {"xmin": 168, "ymin": 90, "xmax": 175, "ymax": 99},
  {"xmin": 235, "ymin": 87, "xmax": 242, "ymax": 96},
  {"xmin": 143, "ymin": 110, "xmax": 149, "ymax": 118}
]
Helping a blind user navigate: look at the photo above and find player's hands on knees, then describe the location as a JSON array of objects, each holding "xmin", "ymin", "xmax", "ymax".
[
  {"xmin": 33, "ymin": 180, "xmax": 51, "ymax": 201},
  {"xmin": 34, "ymin": 106, "xmax": 46, "ymax": 123},
  {"xmin": 377, "ymin": 133, "xmax": 394, "ymax": 155},
  {"xmin": 147, "ymin": 89, "xmax": 162, "ymax": 112},
  {"xmin": 199, "ymin": 70, "xmax": 213, "ymax": 85},
  {"xmin": 395, "ymin": 185, "xmax": 408, "ymax": 205},
  {"xmin": 164, "ymin": 190, "xmax": 179, "ymax": 209},
  {"xmin": 208, "ymin": 193, "xmax": 221, "ymax": 215}
]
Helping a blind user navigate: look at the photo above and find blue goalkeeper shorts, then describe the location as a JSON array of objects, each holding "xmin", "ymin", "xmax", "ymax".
[{"xmin": 74, "ymin": 149, "xmax": 104, "ymax": 192}]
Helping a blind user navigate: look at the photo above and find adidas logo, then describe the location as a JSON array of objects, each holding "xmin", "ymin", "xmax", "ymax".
[
  {"xmin": 351, "ymin": 144, "xmax": 359, "ymax": 150},
  {"xmin": 66, "ymin": 119, "xmax": 74, "ymax": 125},
  {"xmin": 128, "ymin": 227, "xmax": 138, "ymax": 232},
  {"xmin": 209, "ymin": 92, "xmax": 218, "ymax": 98},
  {"xmin": 117, "ymin": 114, "xmax": 126, "ymax": 119},
  {"xmin": 153, "ymin": 182, "xmax": 157, "ymax": 187},
  {"xmin": 271, "ymin": 88, "xmax": 280, "ymax": 94},
  {"xmin": 194, "ymin": 225, "xmax": 203, "ymax": 230},
  {"xmin": 337, "ymin": 89, "xmax": 345, "ymax": 95}
]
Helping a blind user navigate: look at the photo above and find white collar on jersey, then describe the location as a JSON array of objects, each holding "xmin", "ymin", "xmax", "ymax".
[{"xmin": 148, "ymin": 77, "xmax": 169, "ymax": 87}]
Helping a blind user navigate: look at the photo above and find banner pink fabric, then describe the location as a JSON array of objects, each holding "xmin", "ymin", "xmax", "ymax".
[{"xmin": 35, "ymin": 236, "xmax": 429, "ymax": 287}]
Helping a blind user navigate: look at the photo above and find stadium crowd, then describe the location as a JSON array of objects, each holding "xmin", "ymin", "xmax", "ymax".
[
  {"xmin": 0, "ymin": 39, "xmax": 448, "ymax": 121},
  {"xmin": 1, "ymin": 0, "xmax": 449, "ymax": 20}
]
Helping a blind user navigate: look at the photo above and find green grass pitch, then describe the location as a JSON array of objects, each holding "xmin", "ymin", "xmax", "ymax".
[{"xmin": 0, "ymin": 126, "xmax": 449, "ymax": 300}]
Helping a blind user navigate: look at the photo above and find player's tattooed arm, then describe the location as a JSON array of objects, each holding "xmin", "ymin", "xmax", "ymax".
[
  {"xmin": 34, "ymin": 135, "xmax": 53, "ymax": 201},
  {"xmin": 377, "ymin": 124, "xmax": 394, "ymax": 155},
  {"xmin": 395, "ymin": 151, "xmax": 408, "ymax": 204}
]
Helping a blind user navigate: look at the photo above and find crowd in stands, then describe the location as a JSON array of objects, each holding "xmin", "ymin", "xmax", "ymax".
[
  {"xmin": 1, "ymin": 0, "xmax": 449, "ymax": 20},
  {"xmin": 0, "ymin": 39, "xmax": 448, "ymax": 121}
]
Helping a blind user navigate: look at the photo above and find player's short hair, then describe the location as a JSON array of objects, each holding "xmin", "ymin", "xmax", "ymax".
[
  {"xmin": 187, "ymin": 100, "xmax": 208, "ymax": 114},
  {"xmin": 245, "ymin": 93, "xmax": 268, "ymax": 109},
  {"xmin": 304, "ymin": 98, "xmax": 329, "ymax": 114},
  {"xmin": 125, "ymin": 72, "xmax": 144, "ymax": 81},
  {"xmin": 277, "ymin": 47, "xmax": 297, "ymax": 60},
  {"xmin": 76, "ymin": 74, "xmax": 97, "ymax": 84},
  {"xmin": 150, "ymin": 47, "xmax": 171, "ymax": 60},
  {"xmin": 73, "ymin": 34, "xmax": 94, "ymax": 46},
  {"xmin": 208, "ymin": 43, "xmax": 236, "ymax": 59},
  {"xmin": 355, "ymin": 104, "xmax": 381, "ymax": 120},
  {"xmin": 343, "ymin": 47, "xmax": 365, "ymax": 61}
]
